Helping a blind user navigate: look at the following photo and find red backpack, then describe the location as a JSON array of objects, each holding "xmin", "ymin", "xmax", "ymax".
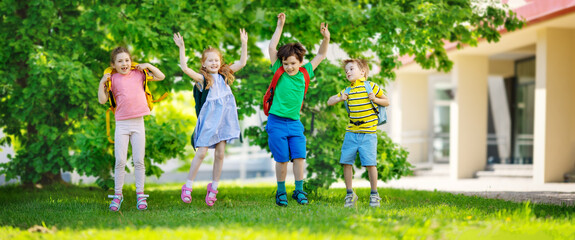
[{"xmin": 263, "ymin": 66, "xmax": 310, "ymax": 116}]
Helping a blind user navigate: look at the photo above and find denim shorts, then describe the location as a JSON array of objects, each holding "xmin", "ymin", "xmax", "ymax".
[
  {"xmin": 339, "ymin": 132, "xmax": 377, "ymax": 166},
  {"xmin": 266, "ymin": 114, "xmax": 307, "ymax": 163}
]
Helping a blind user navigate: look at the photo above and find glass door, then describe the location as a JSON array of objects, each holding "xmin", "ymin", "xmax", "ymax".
[
  {"xmin": 512, "ymin": 58, "xmax": 535, "ymax": 164},
  {"xmin": 431, "ymin": 82, "xmax": 453, "ymax": 163}
]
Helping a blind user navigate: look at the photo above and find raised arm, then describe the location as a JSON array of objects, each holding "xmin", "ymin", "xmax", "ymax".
[
  {"xmin": 229, "ymin": 28, "xmax": 248, "ymax": 73},
  {"xmin": 136, "ymin": 63, "xmax": 165, "ymax": 81},
  {"xmin": 268, "ymin": 13, "xmax": 285, "ymax": 64},
  {"xmin": 310, "ymin": 22, "xmax": 330, "ymax": 70},
  {"xmin": 98, "ymin": 74, "xmax": 110, "ymax": 104},
  {"xmin": 173, "ymin": 32, "xmax": 203, "ymax": 83}
]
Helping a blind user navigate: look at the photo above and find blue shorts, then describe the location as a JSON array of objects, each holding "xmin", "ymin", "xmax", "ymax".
[
  {"xmin": 339, "ymin": 132, "xmax": 377, "ymax": 166},
  {"xmin": 266, "ymin": 114, "xmax": 307, "ymax": 162}
]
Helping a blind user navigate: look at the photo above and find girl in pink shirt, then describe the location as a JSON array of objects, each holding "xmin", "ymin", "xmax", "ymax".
[{"xmin": 97, "ymin": 47, "xmax": 165, "ymax": 212}]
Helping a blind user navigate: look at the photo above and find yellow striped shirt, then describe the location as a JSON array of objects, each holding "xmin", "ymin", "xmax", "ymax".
[{"xmin": 337, "ymin": 78, "xmax": 383, "ymax": 133}]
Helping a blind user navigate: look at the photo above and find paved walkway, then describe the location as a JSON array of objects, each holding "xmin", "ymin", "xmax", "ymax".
[
  {"xmin": 235, "ymin": 173, "xmax": 575, "ymax": 206},
  {"xmin": 331, "ymin": 175, "xmax": 575, "ymax": 206}
]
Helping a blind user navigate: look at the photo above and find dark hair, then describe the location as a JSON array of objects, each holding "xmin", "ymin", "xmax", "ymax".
[
  {"xmin": 110, "ymin": 47, "xmax": 131, "ymax": 64},
  {"xmin": 277, "ymin": 43, "xmax": 306, "ymax": 63},
  {"xmin": 342, "ymin": 59, "xmax": 370, "ymax": 78}
]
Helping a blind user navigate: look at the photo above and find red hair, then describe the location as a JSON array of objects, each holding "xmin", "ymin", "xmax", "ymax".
[{"xmin": 199, "ymin": 47, "xmax": 235, "ymax": 89}]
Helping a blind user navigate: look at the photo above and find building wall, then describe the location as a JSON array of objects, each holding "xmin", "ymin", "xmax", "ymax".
[
  {"xmin": 489, "ymin": 60, "xmax": 515, "ymax": 77},
  {"xmin": 534, "ymin": 27, "xmax": 575, "ymax": 183},
  {"xmin": 449, "ymin": 55, "xmax": 489, "ymax": 179},
  {"xmin": 392, "ymin": 73, "xmax": 429, "ymax": 165}
]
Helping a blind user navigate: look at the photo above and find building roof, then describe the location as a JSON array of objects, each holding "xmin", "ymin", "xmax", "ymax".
[{"xmin": 398, "ymin": 0, "xmax": 575, "ymax": 68}]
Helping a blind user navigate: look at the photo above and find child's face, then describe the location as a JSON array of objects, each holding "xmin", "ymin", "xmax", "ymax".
[
  {"xmin": 282, "ymin": 55, "xmax": 303, "ymax": 76},
  {"xmin": 112, "ymin": 52, "xmax": 132, "ymax": 75},
  {"xmin": 345, "ymin": 62, "xmax": 365, "ymax": 82},
  {"xmin": 203, "ymin": 52, "xmax": 221, "ymax": 74}
]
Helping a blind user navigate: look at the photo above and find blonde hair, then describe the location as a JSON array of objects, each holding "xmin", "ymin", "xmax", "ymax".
[
  {"xmin": 199, "ymin": 47, "xmax": 235, "ymax": 89},
  {"xmin": 342, "ymin": 59, "xmax": 369, "ymax": 79}
]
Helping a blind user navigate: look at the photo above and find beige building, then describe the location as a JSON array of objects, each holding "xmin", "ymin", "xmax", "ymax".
[{"xmin": 391, "ymin": 0, "xmax": 575, "ymax": 183}]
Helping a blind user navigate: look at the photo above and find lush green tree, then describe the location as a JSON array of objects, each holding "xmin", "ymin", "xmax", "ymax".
[
  {"xmin": 238, "ymin": 0, "xmax": 524, "ymax": 190},
  {"xmin": 0, "ymin": 0, "xmax": 523, "ymax": 189}
]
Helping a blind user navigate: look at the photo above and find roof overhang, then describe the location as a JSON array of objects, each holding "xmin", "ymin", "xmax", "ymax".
[{"xmin": 397, "ymin": 0, "xmax": 575, "ymax": 73}]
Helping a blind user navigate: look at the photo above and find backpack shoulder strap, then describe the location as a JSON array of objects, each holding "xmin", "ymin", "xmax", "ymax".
[
  {"xmin": 364, "ymin": 81, "xmax": 373, "ymax": 94},
  {"xmin": 299, "ymin": 67, "xmax": 310, "ymax": 95},
  {"xmin": 198, "ymin": 75, "xmax": 207, "ymax": 90},
  {"xmin": 343, "ymin": 86, "xmax": 352, "ymax": 116},
  {"xmin": 271, "ymin": 66, "xmax": 285, "ymax": 88},
  {"xmin": 142, "ymin": 69, "xmax": 154, "ymax": 85},
  {"xmin": 363, "ymin": 81, "xmax": 380, "ymax": 114},
  {"xmin": 103, "ymin": 67, "xmax": 116, "ymax": 109},
  {"xmin": 344, "ymin": 86, "xmax": 352, "ymax": 95}
]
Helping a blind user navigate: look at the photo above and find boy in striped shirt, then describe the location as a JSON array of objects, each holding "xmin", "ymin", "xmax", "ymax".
[{"xmin": 327, "ymin": 59, "xmax": 390, "ymax": 207}]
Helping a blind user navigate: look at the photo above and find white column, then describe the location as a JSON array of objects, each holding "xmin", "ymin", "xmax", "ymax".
[
  {"xmin": 533, "ymin": 28, "xmax": 575, "ymax": 183},
  {"xmin": 449, "ymin": 55, "xmax": 489, "ymax": 179},
  {"xmin": 392, "ymin": 73, "xmax": 430, "ymax": 165}
]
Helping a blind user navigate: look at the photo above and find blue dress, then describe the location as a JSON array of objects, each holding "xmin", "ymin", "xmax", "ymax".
[{"xmin": 193, "ymin": 73, "xmax": 240, "ymax": 148}]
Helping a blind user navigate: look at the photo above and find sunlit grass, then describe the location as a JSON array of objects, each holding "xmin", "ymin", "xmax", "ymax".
[{"xmin": 1, "ymin": 183, "xmax": 574, "ymax": 239}]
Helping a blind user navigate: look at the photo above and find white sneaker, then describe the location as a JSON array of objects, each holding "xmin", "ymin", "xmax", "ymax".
[
  {"xmin": 344, "ymin": 192, "xmax": 358, "ymax": 207},
  {"xmin": 369, "ymin": 193, "xmax": 381, "ymax": 207}
]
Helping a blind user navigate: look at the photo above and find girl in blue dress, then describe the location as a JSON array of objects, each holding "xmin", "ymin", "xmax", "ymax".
[{"xmin": 173, "ymin": 29, "xmax": 248, "ymax": 206}]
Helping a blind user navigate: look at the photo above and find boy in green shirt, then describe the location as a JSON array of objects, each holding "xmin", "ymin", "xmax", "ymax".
[{"xmin": 266, "ymin": 12, "xmax": 330, "ymax": 206}]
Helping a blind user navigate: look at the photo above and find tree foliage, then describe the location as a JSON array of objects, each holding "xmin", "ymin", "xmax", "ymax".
[{"xmin": 0, "ymin": 0, "xmax": 523, "ymax": 188}]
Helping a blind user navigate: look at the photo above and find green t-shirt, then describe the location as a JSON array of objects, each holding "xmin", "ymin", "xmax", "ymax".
[{"xmin": 269, "ymin": 59, "xmax": 315, "ymax": 120}]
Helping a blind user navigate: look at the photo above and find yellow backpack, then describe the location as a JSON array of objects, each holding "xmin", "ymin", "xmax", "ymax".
[{"xmin": 104, "ymin": 62, "xmax": 168, "ymax": 143}]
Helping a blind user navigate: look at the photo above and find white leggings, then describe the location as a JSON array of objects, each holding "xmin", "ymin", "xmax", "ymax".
[{"xmin": 114, "ymin": 117, "xmax": 146, "ymax": 194}]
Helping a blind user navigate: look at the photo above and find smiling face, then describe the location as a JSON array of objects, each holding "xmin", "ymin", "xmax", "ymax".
[
  {"xmin": 202, "ymin": 51, "xmax": 221, "ymax": 74},
  {"xmin": 344, "ymin": 62, "xmax": 366, "ymax": 82},
  {"xmin": 112, "ymin": 52, "xmax": 132, "ymax": 75},
  {"xmin": 282, "ymin": 55, "xmax": 304, "ymax": 76}
]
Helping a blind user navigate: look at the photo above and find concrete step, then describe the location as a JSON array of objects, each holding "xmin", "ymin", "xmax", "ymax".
[
  {"xmin": 486, "ymin": 164, "xmax": 533, "ymax": 171},
  {"xmin": 476, "ymin": 164, "xmax": 533, "ymax": 178},
  {"xmin": 412, "ymin": 164, "xmax": 450, "ymax": 176}
]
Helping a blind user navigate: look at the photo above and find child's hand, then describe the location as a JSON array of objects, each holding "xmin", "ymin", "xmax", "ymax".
[
  {"xmin": 101, "ymin": 73, "xmax": 110, "ymax": 83},
  {"xmin": 368, "ymin": 93, "xmax": 376, "ymax": 101},
  {"xmin": 173, "ymin": 32, "xmax": 185, "ymax": 48},
  {"xmin": 320, "ymin": 22, "xmax": 330, "ymax": 39},
  {"xmin": 240, "ymin": 28, "xmax": 248, "ymax": 44},
  {"xmin": 341, "ymin": 93, "xmax": 348, "ymax": 101},
  {"xmin": 136, "ymin": 63, "xmax": 151, "ymax": 71},
  {"xmin": 277, "ymin": 13, "xmax": 286, "ymax": 27}
]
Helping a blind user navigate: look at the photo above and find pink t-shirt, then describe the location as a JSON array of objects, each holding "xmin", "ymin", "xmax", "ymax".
[{"xmin": 111, "ymin": 69, "xmax": 150, "ymax": 121}]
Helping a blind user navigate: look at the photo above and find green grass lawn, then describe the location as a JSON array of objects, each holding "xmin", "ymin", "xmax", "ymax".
[{"xmin": 0, "ymin": 183, "xmax": 573, "ymax": 239}]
